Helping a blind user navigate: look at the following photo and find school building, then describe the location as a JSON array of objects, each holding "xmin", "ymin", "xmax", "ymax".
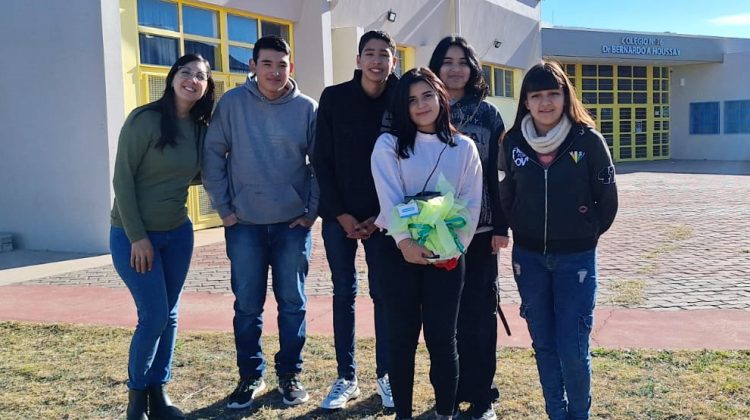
[{"xmin": 2, "ymin": 0, "xmax": 749, "ymax": 253}]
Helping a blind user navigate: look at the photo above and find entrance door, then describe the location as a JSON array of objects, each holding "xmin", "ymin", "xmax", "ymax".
[{"xmin": 564, "ymin": 63, "xmax": 670, "ymax": 162}]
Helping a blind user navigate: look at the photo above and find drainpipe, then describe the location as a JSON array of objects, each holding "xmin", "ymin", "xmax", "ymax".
[{"xmin": 454, "ymin": 0, "xmax": 461, "ymax": 35}]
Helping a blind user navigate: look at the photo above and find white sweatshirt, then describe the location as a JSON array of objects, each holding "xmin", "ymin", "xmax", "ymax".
[{"xmin": 371, "ymin": 131, "xmax": 483, "ymax": 248}]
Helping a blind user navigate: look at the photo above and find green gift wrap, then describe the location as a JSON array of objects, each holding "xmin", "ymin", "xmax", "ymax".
[{"xmin": 387, "ymin": 175, "xmax": 472, "ymax": 260}]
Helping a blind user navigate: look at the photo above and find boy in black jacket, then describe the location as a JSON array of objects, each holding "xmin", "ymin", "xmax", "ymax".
[{"xmin": 313, "ymin": 30, "xmax": 398, "ymax": 410}]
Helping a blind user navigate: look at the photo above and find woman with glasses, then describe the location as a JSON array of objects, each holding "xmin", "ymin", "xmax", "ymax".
[
  {"xmin": 498, "ymin": 61, "xmax": 618, "ymax": 419},
  {"xmin": 110, "ymin": 54, "xmax": 214, "ymax": 420},
  {"xmin": 371, "ymin": 67, "xmax": 482, "ymax": 419}
]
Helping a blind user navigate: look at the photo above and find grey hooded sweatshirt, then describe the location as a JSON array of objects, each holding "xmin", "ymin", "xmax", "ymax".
[{"xmin": 202, "ymin": 76, "xmax": 319, "ymax": 224}]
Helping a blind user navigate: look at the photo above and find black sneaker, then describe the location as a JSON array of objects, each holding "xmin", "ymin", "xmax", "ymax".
[
  {"xmin": 277, "ymin": 373, "xmax": 310, "ymax": 405},
  {"xmin": 226, "ymin": 377, "xmax": 266, "ymax": 409}
]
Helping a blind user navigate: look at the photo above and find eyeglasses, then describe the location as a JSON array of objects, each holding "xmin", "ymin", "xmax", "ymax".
[{"xmin": 176, "ymin": 67, "xmax": 209, "ymax": 82}]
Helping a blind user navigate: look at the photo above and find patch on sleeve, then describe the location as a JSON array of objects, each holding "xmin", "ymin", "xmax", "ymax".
[
  {"xmin": 512, "ymin": 147, "xmax": 529, "ymax": 167},
  {"xmin": 598, "ymin": 165, "xmax": 616, "ymax": 185}
]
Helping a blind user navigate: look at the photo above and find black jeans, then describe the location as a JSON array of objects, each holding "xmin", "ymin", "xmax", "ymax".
[
  {"xmin": 379, "ymin": 237, "xmax": 465, "ymax": 418},
  {"xmin": 456, "ymin": 231, "xmax": 499, "ymax": 413}
]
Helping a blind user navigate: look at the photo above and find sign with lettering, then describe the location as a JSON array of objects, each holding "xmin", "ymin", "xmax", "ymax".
[{"xmin": 601, "ymin": 36, "xmax": 681, "ymax": 57}]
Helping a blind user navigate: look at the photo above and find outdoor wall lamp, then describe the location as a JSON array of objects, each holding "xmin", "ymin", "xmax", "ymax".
[
  {"xmin": 493, "ymin": 39, "xmax": 502, "ymax": 48},
  {"xmin": 386, "ymin": 9, "xmax": 397, "ymax": 22}
]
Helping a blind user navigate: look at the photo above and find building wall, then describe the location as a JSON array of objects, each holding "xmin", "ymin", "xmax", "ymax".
[
  {"xmin": 0, "ymin": 0, "xmax": 124, "ymax": 252},
  {"xmin": 162, "ymin": 0, "xmax": 330, "ymax": 100},
  {"xmin": 671, "ymin": 51, "xmax": 750, "ymax": 160},
  {"xmin": 328, "ymin": 0, "xmax": 540, "ymax": 123}
]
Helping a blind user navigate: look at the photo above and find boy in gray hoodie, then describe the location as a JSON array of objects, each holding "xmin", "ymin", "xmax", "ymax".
[{"xmin": 202, "ymin": 35, "xmax": 318, "ymax": 409}]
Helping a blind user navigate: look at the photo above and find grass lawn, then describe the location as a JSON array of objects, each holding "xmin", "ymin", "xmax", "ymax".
[{"xmin": 1, "ymin": 321, "xmax": 749, "ymax": 419}]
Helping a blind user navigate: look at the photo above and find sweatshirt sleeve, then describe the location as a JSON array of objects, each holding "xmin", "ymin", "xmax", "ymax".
[
  {"xmin": 201, "ymin": 98, "xmax": 233, "ymax": 219},
  {"xmin": 112, "ymin": 112, "xmax": 154, "ymax": 243},
  {"xmin": 304, "ymin": 101, "xmax": 320, "ymax": 221},
  {"xmin": 497, "ymin": 134, "xmax": 516, "ymax": 228},
  {"xmin": 488, "ymin": 109, "xmax": 508, "ymax": 236},
  {"xmin": 587, "ymin": 130, "xmax": 618, "ymax": 235},
  {"xmin": 312, "ymin": 88, "xmax": 345, "ymax": 218},
  {"xmin": 371, "ymin": 133, "xmax": 411, "ymax": 245},
  {"xmin": 456, "ymin": 139, "xmax": 484, "ymax": 250}
]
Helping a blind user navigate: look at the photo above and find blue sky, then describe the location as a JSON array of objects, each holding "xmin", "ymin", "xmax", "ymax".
[{"xmin": 540, "ymin": 0, "xmax": 750, "ymax": 38}]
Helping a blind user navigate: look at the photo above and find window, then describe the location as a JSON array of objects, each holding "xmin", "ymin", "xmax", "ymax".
[
  {"xmin": 689, "ymin": 102, "xmax": 719, "ymax": 135},
  {"xmin": 138, "ymin": 0, "xmax": 178, "ymax": 31},
  {"xmin": 394, "ymin": 46, "xmax": 414, "ymax": 77},
  {"xmin": 135, "ymin": 0, "xmax": 292, "ymax": 73},
  {"xmin": 482, "ymin": 64, "xmax": 514, "ymax": 98},
  {"xmin": 724, "ymin": 100, "xmax": 750, "ymax": 134},
  {"xmin": 227, "ymin": 14, "xmax": 258, "ymax": 73},
  {"xmin": 395, "ymin": 48, "xmax": 405, "ymax": 77},
  {"xmin": 138, "ymin": 34, "xmax": 178, "ymax": 66}
]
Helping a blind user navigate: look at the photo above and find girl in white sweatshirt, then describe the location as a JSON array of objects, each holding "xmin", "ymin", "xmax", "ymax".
[{"xmin": 371, "ymin": 67, "xmax": 482, "ymax": 420}]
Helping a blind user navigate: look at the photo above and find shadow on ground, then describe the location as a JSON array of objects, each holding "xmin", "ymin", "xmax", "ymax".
[
  {"xmin": 186, "ymin": 392, "xmax": 396, "ymax": 419},
  {"xmin": 0, "ymin": 249, "xmax": 101, "ymax": 270}
]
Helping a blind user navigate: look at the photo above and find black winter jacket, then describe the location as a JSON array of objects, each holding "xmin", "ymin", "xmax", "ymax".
[
  {"xmin": 451, "ymin": 94, "xmax": 508, "ymax": 236},
  {"xmin": 498, "ymin": 122, "xmax": 618, "ymax": 253},
  {"xmin": 313, "ymin": 70, "xmax": 398, "ymax": 221}
]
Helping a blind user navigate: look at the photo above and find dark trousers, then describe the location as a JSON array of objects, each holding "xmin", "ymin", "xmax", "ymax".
[
  {"xmin": 379, "ymin": 237, "xmax": 465, "ymax": 418},
  {"xmin": 456, "ymin": 231, "xmax": 499, "ymax": 413},
  {"xmin": 322, "ymin": 219, "xmax": 389, "ymax": 379}
]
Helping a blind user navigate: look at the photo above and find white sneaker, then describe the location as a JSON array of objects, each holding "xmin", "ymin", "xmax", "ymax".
[
  {"xmin": 472, "ymin": 404, "xmax": 498, "ymax": 420},
  {"xmin": 320, "ymin": 377, "xmax": 361, "ymax": 409},
  {"xmin": 376, "ymin": 374, "xmax": 395, "ymax": 408}
]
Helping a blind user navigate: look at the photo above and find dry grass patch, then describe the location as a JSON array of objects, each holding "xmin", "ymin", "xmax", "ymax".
[
  {"xmin": 664, "ymin": 225, "xmax": 693, "ymax": 242},
  {"xmin": 607, "ymin": 278, "xmax": 647, "ymax": 307},
  {"xmin": 635, "ymin": 224, "xmax": 694, "ymax": 277},
  {"xmin": 1, "ymin": 322, "xmax": 749, "ymax": 419}
]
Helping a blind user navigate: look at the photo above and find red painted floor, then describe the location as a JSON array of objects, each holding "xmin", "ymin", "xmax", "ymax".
[{"xmin": 2, "ymin": 284, "xmax": 749, "ymax": 350}]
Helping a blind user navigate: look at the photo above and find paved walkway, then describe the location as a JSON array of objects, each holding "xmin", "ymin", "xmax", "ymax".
[{"xmin": 1, "ymin": 160, "xmax": 749, "ymax": 350}]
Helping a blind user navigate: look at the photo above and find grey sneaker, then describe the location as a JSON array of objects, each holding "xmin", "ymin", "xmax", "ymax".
[
  {"xmin": 226, "ymin": 377, "xmax": 266, "ymax": 409},
  {"xmin": 376, "ymin": 374, "xmax": 395, "ymax": 408},
  {"xmin": 278, "ymin": 373, "xmax": 310, "ymax": 405},
  {"xmin": 472, "ymin": 404, "xmax": 497, "ymax": 420},
  {"xmin": 321, "ymin": 377, "xmax": 361, "ymax": 409}
]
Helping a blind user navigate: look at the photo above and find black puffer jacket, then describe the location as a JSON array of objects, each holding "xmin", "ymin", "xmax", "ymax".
[{"xmin": 498, "ymin": 122, "xmax": 618, "ymax": 253}]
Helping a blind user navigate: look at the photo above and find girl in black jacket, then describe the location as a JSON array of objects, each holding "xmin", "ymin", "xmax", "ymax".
[{"xmin": 498, "ymin": 61, "xmax": 618, "ymax": 420}]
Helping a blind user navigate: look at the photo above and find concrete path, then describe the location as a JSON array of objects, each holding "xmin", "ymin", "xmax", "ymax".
[{"xmin": 1, "ymin": 160, "xmax": 749, "ymax": 350}]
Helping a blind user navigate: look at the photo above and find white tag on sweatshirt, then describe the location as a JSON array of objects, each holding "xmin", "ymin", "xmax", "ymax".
[{"xmin": 397, "ymin": 201, "xmax": 419, "ymax": 218}]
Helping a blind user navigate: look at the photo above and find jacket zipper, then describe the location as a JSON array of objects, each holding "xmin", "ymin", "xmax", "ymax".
[
  {"xmin": 539, "ymin": 130, "xmax": 579, "ymax": 254},
  {"xmin": 544, "ymin": 165, "xmax": 552, "ymax": 255}
]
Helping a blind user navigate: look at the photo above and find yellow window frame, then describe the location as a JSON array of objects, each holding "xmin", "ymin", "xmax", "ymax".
[
  {"xmin": 122, "ymin": 0, "xmax": 296, "ymax": 229},
  {"xmin": 133, "ymin": 0, "xmax": 294, "ymax": 74},
  {"xmin": 395, "ymin": 45, "xmax": 416, "ymax": 77},
  {"xmin": 482, "ymin": 63, "xmax": 515, "ymax": 98},
  {"xmin": 563, "ymin": 63, "xmax": 670, "ymax": 162}
]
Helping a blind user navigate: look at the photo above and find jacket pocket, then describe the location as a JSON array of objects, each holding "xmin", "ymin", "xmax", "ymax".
[{"xmin": 233, "ymin": 183, "xmax": 306, "ymax": 224}]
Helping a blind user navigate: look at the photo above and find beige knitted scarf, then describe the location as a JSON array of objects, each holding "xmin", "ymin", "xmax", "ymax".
[{"xmin": 521, "ymin": 113, "xmax": 571, "ymax": 154}]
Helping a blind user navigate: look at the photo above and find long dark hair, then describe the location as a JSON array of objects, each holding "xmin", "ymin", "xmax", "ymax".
[
  {"xmin": 428, "ymin": 36, "xmax": 489, "ymax": 100},
  {"xmin": 149, "ymin": 54, "xmax": 215, "ymax": 150},
  {"xmin": 510, "ymin": 60, "xmax": 595, "ymax": 133},
  {"xmin": 390, "ymin": 67, "xmax": 456, "ymax": 159}
]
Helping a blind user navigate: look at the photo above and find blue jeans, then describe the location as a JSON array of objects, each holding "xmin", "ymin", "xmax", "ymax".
[
  {"xmin": 512, "ymin": 245, "xmax": 597, "ymax": 420},
  {"xmin": 322, "ymin": 219, "xmax": 389, "ymax": 379},
  {"xmin": 225, "ymin": 222, "xmax": 311, "ymax": 379},
  {"xmin": 110, "ymin": 221, "xmax": 194, "ymax": 390}
]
